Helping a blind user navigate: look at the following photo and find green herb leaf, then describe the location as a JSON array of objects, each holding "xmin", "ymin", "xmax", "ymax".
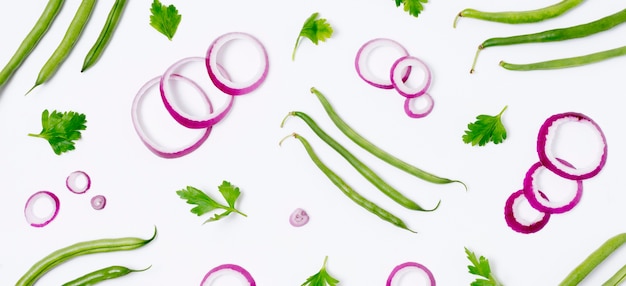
[
  {"xmin": 462, "ymin": 105, "xmax": 508, "ymax": 146},
  {"xmin": 149, "ymin": 0, "xmax": 181, "ymax": 40},
  {"xmin": 465, "ymin": 247, "xmax": 504, "ymax": 286},
  {"xmin": 292, "ymin": 12, "xmax": 334, "ymax": 61},
  {"xmin": 28, "ymin": 109, "xmax": 87, "ymax": 155},
  {"xmin": 395, "ymin": 0, "xmax": 429, "ymax": 18},
  {"xmin": 218, "ymin": 181, "xmax": 241, "ymax": 209},
  {"xmin": 302, "ymin": 256, "xmax": 339, "ymax": 286},
  {"xmin": 176, "ymin": 181, "xmax": 246, "ymax": 223}
]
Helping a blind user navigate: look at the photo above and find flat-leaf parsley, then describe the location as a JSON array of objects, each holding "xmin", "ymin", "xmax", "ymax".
[
  {"xmin": 465, "ymin": 247, "xmax": 503, "ymax": 286},
  {"xmin": 28, "ymin": 109, "xmax": 87, "ymax": 155},
  {"xmin": 149, "ymin": 0, "xmax": 181, "ymax": 40},
  {"xmin": 463, "ymin": 105, "xmax": 508, "ymax": 146},
  {"xmin": 292, "ymin": 12, "xmax": 334, "ymax": 61},
  {"xmin": 176, "ymin": 180, "xmax": 247, "ymax": 223},
  {"xmin": 302, "ymin": 256, "xmax": 339, "ymax": 286},
  {"xmin": 395, "ymin": 0, "xmax": 429, "ymax": 18}
]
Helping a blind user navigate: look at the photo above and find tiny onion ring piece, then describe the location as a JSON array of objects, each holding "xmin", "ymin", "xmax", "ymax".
[
  {"xmin": 91, "ymin": 195, "xmax": 106, "ymax": 210},
  {"xmin": 66, "ymin": 170, "xmax": 91, "ymax": 194},
  {"xmin": 386, "ymin": 261, "xmax": 436, "ymax": 286},
  {"xmin": 522, "ymin": 159, "xmax": 583, "ymax": 214},
  {"xmin": 404, "ymin": 93, "xmax": 434, "ymax": 118},
  {"xmin": 355, "ymin": 38, "xmax": 411, "ymax": 89},
  {"xmin": 289, "ymin": 208, "xmax": 310, "ymax": 227},
  {"xmin": 504, "ymin": 189, "xmax": 551, "ymax": 234},
  {"xmin": 24, "ymin": 190, "xmax": 60, "ymax": 227},
  {"xmin": 201, "ymin": 263, "xmax": 256, "ymax": 286},
  {"xmin": 390, "ymin": 56, "xmax": 432, "ymax": 98}
]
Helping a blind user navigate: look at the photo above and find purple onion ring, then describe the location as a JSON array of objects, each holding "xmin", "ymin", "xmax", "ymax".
[
  {"xmin": 504, "ymin": 189, "xmax": 551, "ymax": 234},
  {"xmin": 355, "ymin": 38, "xmax": 411, "ymax": 89},
  {"xmin": 386, "ymin": 261, "xmax": 436, "ymax": 286},
  {"xmin": 390, "ymin": 56, "xmax": 432, "ymax": 98},
  {"xmin": 24, "ymin": 191, "xmax": 60, "ymax": 228},
  {"xmin": 522, "ymin": 160, "xmax": 583, "ymax": 214},
  {"xmin": 200, "ymin": 263, "xmax": 256, "ymax": 286}
]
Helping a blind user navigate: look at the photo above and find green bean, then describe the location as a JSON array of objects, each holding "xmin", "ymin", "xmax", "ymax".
[
  {"xmin": 602, "ymin": 264, "xmax": 626, "ymax": 286},
  {"xmin": 0, "ymin": 0, "xmax": 64, "ymax": 88},
  {"xmin": 62, "ymin": 265, "xmax": 151, "ymax": 286},
  {"xmin": 559, "ymin": 233, "xmax": 626, "ymax": 286},
  {"xmin": 16, "ymin": 227, "xmax": 156, "ymax": 286},
  {"xmin": 470, "ymin": 8, "xmax": 626, "ymax": 73},
  {"xmin": 81, "ymin": 0, "xmax": 127, "ymax": 72},
  {"xmin": 281, "ymin": 111, "xmax": 439, "ymax": 212},
  {"xmin": 500, "ymin": 45, "xmax": 626, "ymax": 71},
  {"xmin": 28, "ymin": 0, "xmax": 97, "ymax": 94},
  {"xmin": 309, "ymin": 87, "xmax": 466, "ymax": 190},
  {"xmin": 453, "ymin": 0, "xmax": 584, "ymax": 28},
  {"xmin": 279, "ymin": 133, "xmax": 416, "ymax": 233}
]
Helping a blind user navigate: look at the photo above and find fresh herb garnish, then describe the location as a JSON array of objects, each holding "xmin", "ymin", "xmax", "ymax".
[
  {"xmin": 149, "ymin": 0, "xmax": 181, "ymax": 40},
  {"xmin": 302, "ymin": 256, "xmax": 339, "ymax": 286},
  {"xmin": 465, "ymin": 247, "xmax": 504, "ymax": 286},
  {"xmin": 292, "ymin": 12, "xmax": 334, "ymax": 61},
  {"xmin": 395, "ymin": 0, "xmax": 429, "ymax": 18},
  {"xmin": 462, "ymin": 105, "xmax": 508, "ymax": 146},
  {"xmin": 176, "ymin": 181, "xmax": 247, "ymax": 223},
  {"xmin": 28, "ymin": 109, "xmax": 87, "ymax": 155}
]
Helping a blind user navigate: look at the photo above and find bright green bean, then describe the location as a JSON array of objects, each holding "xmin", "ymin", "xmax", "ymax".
[
  {"xmin": 309, "ymin": 87, "xmax": 466, "ymax": 190},
  {"xmin": 500, "ymin": 45, "xmax": 626, "ymax": 71},
  {"xmin": 280, "ymin": 133, "xmax": 416, "ymax": 233},
  {"xmin": 602, "ymin": 264, "xmax": 626, "ymax": 286},
  {"xmin": 81, "ymin": 0, "xmax": 127, "ymax": 72},
  {"xmin": 62, "ymin": 265, "xmax": 151, "ymax": 286},
  {"xmin": 559, "ymin": 233, "xmax": 626, "ymax": 286},
  {"xmin": 281, "ymin": 111, "xmax": 439, "ymax": 212},
  {"xmin": 0, "ymin": 0, "xmax": 64, "ymax": 88},
  {"xmin": 16, "ymin": 227, "xmax": 156, "ymax": 286}
]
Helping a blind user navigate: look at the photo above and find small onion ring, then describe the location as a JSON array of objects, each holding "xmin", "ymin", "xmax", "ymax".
[
  {"xmin": 24, "ymin": 191, "xmax": 60, "ymax": 227},
  {"xmin": 404, "ymin": 93, "xmax": 434, "ymax": 118},
  {"xmin": 66, "ymin": 170, "xmax": 91, "ymax": 194},
  {"xmin": 522, "ymin": 160, "xmax": 583, "ymax": 214},
  {"xmin": 200, "ymin": 264, "xmax": 256, "ymax": 286},
  {"xmin": 386, "ymin": 261, "xmax": 436, "ymax": 286},
  {"xmin": 390, "ymin": 56, "xmax": 432, "ymax": 98},
  {"xmin": 504, "ymin": 189, "xmax": 551, "ymax": 234},
  {"xmin": 206, "ymin": 32, "xmax": 269, "ymax": 96},
  {"xmin": 355, "ymin": 38, "xmax": 411, "ymax": 89},
  {"xmin": 91, "ymin": 195, "xmax": 106, "ymax": 210},
  {"xmin": 289, "ymin": 208, "xmax": 309, "ymax": 227}
]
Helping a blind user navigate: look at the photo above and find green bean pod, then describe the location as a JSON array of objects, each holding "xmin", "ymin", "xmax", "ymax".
[
  {"xmin": 81, "ymin": 0, "xmax": 127, "ymax": 72},
  {"xmin": 281, "ymin": 111, "xmax": 439, "ymax": 212},
  {"xmin": 559, "ymin": 233, "xmax": 626, "ymax": 286},
  {"xmin": 500, "ymin": 45, "xmax": 626, "ymax": 71},
  {"xmin": 602, "ymin": 264, "xmax": 626, "ymax": 286},
  {"xmin": 16, "ymin": 227, "xmax": 157, "ymax": 286},
  {"xmin": 62, "ymin": 265, "xmax": 151, "ymax": 286},
  {"xmin": 280, "ymin": 133, "xmax": 415, "ymax": 233},
  {"xmin": 0, "ymin": 0, "xmax": 64, "ymax": 88},
  {"xmin": 309, "ymin": 87, "xmax": 466, "ymax": 190}
]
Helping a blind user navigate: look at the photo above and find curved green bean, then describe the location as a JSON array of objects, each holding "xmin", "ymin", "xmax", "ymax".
[
  {"xmin": 453, "ymin": 0, "xmax": 584, "ymax": 28},
  {"xmin": 281, "ymin": 111, "xmax": 439, "ymax": 212},
  {"xmin": 0, "ymin": 0, "xmax": 64, "ymax": 88},
  {"xmin": 81, "ymin": 0, "xmax": 127, "ymax": 72},
  {"xmin": 559, "ymin": 233, "xmax": 626, "ymax": 286},
  {"xmin": 280, "ymin": 133, "xmax": 416, "ymax": 233},
  {"xmin": 62, "ymin": 265, "xmax": 151, "ymax": 286},
  {"xmin": 500, "ymin": 45, "xmax": 626, "ymax": 71},
  {"xmin": 309, "ymin": 87, "xmax": 466, "ymax": 190},
  {"xmin": 16, "ymin": 227, "xmax": 156, "ymax": 286},
  {"xmin": 602, "ymin": 264, "xmax": 626, "ymax": 286}
]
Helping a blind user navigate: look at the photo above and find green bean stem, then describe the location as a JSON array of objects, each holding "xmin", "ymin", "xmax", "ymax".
[
  {"xmin": 453, "ymin": 0, "xmax": 584, "ymax": 28},
  {"xmin": 309, "ymin": 87, "xmax": 466, "ymax": 190},
  {"xmin": 470, "ymin": 8, "xmax": 626, "ymax": 73},
  {"xmin": 500, "ymin": 45, "xmax": 626, "ymax": 71},
  {"xmin": 559, "ymin": 233, "xmax": 626, "ymax": 286},
  {"xmin": 281, "ymin": 111, "xmax": 439, "ymax": 212},
  {"xmin": 81, "ymin": 0, "xmax": 127, "ymax": 72},
  {"xmin": 0, "ymin": 0, "xmax": 64, "ymax": 88},
  {"xmin": 602, "ymin": 264, "xmax": 626, "ymax": 286},
  {"xmin": 16, "ymin": 227, "xmax": 157, "ymax": 286},
  {"xmin": 279, "ymin": 133, "xmax": 416, "ymax": 233},
  {"xmin": 62, "ymin": 265, "xmax": 151, "ymax": 286}
]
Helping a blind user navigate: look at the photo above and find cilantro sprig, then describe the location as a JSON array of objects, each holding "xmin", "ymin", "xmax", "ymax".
[
  {"xmin": 395, "ymin": 0, "xmax": 429, "ymax": 18},
  {"xmin": 176, "ymin": 181, "xmax": 247, "ymax": 223},
  {"xmin": 149, "ymin": 0, "xmax": 181, "ymax": 40},
  {"xmin": 462, "ymin": 105, "xmax": 508, "ymax": 146},
  {"xmin": 28, "ymin": 109, "xmax": 87, "ymax": 155},
  {"xmin": 302, "ymin": 256, "xmax": 339, "ymax": 286},
  {"xmin": 465, "ymin": 247, "xmax": 504, "ymax": 286},
  {"xmin": 292, "ymin": 12, "xmax": 334, "ymax": 61}
]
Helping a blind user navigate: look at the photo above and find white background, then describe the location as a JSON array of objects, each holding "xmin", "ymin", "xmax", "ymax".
[{"xmin": 1, "ymin": 0, "xmax": 625, "ymax": 285}]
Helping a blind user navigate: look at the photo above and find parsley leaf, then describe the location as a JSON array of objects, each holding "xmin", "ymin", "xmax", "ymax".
[
  {"xmin": 302, "ymin": 256, "xmax": 339, "ymax": 286},
  {"xmin": 462, "ymin": 105, "xmax": 508, "ymax": 146},
  {"xmin": 176, "ymin": 180, "xmax": 247, "ymax": 223},
  {"xmin": 465, "ymin": 247, "xmax": 504, "ymax": 286},
  {"xmin": 149, "ymin": 0, "xmax": 181, "ymax": 40},
  {"xmin": 395, "ymin": 0, "xmax": 429, "ymax": 18},
  {"xmin": 28, "ymin": 109, "xmax": 87, "ymax": 155},
  {"xmin": 292, "ymin": 12, "xmax": 334, "ymax": 61}
]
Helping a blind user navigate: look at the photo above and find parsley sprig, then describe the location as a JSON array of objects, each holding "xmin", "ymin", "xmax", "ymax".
[
  {"xmin": 292, "ymin": 12, "xmax": 334, "ymax": 61},
  {"xmin": 465, "ymin": 247, "xmax": 504, "ymax": 286},
  {"xmin": 462, "ymin": 105, "xmax": 508, "ymax": 146},
  {"xmin": 302, "ymin": 256, "xmax": 339, "ymax": 286},
  {"xmin": 176, "ymin": 181, "xmax": 247, "ymax": 223},
  {"xmin": 149, "ymin": 0, "xmax": 181, "ymax": 40},
  {"xmin": 28, "ymin": 109, "xmax": 87, "ymax": 155},
  {"xmin": 395, "ymin": 0, "xmax": 429, "ymax": 18}
]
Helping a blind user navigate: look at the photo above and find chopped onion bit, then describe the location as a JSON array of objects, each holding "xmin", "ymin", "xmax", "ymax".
[{"xmin": 289, "ymin": 208, "xmax": 310, "ymax": 227}]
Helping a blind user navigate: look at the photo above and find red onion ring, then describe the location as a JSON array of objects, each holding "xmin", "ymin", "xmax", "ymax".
[
  {"xmin": 504, "ymin": 189, "xmax": 551, "ymax": 234},
  {"xmin": 66, "ymin": 170, "xmax": 91, "ymax": 194},
  {"xmin": 200, "ymin": 264, "xmax": 256, "ymax": 286},
  {"xmin": 537, "ymin": 112, "xmax": 607, "ymax": 180},
  {"xmin": 390, "ymin": 56, "xmax": 432, "ymax": 98},
  {"xmin": 24, "ymin": 191, "xmax": 60, "ymax": 227},
  {"xmin": 160, "ymin": 57, "xmax": 234, "ymax": 129},
  {"xmin": 289, "ymin": 208, "xmax": 309, "ymax": 227},
  {"xmin": 522, "ymin": 160, "xmax": 583, "ymax": 214},
  {"xmin": 386, "ymin": 261, "xmax": 436, "ymax": 286},
  {"xmin": 91, "ymin": 195, "xmax": 106, "ymax": 210},
  {"xmin": 355, "ymin": 38, "xmax": 410, "ymax": 89},
  {"xmin": 206, "ymin": 32, "xmax": 269, "ymax": 96},
  {"xmin": 404, "ymin": 93, "xmax": 434, "ymax": 118}
]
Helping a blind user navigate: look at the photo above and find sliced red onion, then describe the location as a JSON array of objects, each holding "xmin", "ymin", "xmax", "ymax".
[
  {"xmin": 404, "ymin": 93, "xmax": 434, "ymax": 118},
  {"xmin": 523, "ymin": 160, "xmax": 583, "ymax": 214},
  {"xmin": 131, "ymin": 75, "xmax": 212, "ymax": 158},
  {"xmin": 91, "ymin": 195, "xmax": 106, "ymax": 210},
  {"xmin": 386, "ymin": 261, "xmax": 436, "ymax": 286},
  {"xmin": 390, "ymin": 56, "xmax": 432, "ymax": 98},
  {"xmin": 537, "ymin": 112, "xmax": 607, "ymax": 180},
  {"xmin": 201, "ymin": 264, "xmax": 256, "ymax": 286},
  {"xmin": 66, "ymin": 170, "xmax": 91, "ymax": 194},
  {"xmin": 24, "ymin": 191, "xmax": 60, "ymax": 227},
  {"xmin": 160, "ymin": 57, "xmax": 234, "ymax": 129},
  {"xmin": 206, "ymin": 32, "xmax": 269, "ymax": 96},
  {"xmin": 289, "ymin": 208, "xmax": 309, "ymax": 227},
  {"xmin": 504, "ymin": 189, "xmax": 551, "ymax": 234},
  {"xmin": 355, "ymin": 38, "xmax": 410, "ymax": 89}
]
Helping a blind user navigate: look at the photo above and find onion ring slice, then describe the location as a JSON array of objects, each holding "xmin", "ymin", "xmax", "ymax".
[
  {"xmin": 522, "ymin": 160, "xmax": 583, "ymax": 214},
  {"xmin": 504, "ymin": 189, "xmax": 551, "ymax": 234},
  {"xmin": 390, "ymin": 56, "xmax": 432, "ymax": 98},
  {"xmin": 24, "ymin": 191, "xmax": 60, "ymax": 227},
  {"xmin": 201, "ymin": 263, "xmax": 256, "ymax": 286},
  {"xmin": 66, "ymin": 170, "xmax": 91, "ymax": 194},
  {"xmin": 404, "ymin": 93, "xmax": 434, "ymax": 118},
  {"xmin": 289, "ymin": 208, "xmax": 309, "ymax": 227},
  {"xmin": 386, "ymin": 261, "xmax": 436, "ymax": 286},
  {"xmin": 355, "ymin": 38, "xmax": 411, "ymax": 89},
  {"xmin": 91, "ymin": 195, "xmax": 106, "ymax": 210}
]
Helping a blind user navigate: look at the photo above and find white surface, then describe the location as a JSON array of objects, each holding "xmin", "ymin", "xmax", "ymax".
[{"xmin": 1, "ymin": 0, "xmax": 625, "ymax": 285}]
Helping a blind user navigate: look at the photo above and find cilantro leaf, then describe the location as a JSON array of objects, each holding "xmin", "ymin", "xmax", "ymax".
[
  {"xmin": 149, "ymin": 0, "xmax": 181, "ymax": 40},
  {"xmin": 292, "ymin": 12, "xmax": 334, "ymax": 61},
  {"xmin": 462, "ymin": 105, "xmax": 508, "ymax": 146},
  {"xmin": 302, "ymin": 256, "xmax": 339, "ymax": 286},
  {"xmin": 28, "ymin": 109, "xmax": 87, "ymax": 155},
  {"xmin": 465, "ymin": 247, "xmax": 504, "ymax": 286},
  {"xmin": 395, "ymin": 0, "xmax": 429, "ymax": 18},
  {"xmin": 176, "ymin": 181, "xmax": 247, "ymax": 224}
]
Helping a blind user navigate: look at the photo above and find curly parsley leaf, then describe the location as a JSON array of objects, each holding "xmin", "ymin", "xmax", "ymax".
[
  {"xmin": 28, "ymin": 109, "xmax": 87, "ymax": 155},
  {"xmin": 462, "ymin": 105, "xmax": 508, "ymax": 146},
  {"xmin": 302, "ymin": 256, "xmax": 339, "ymax": 286},
  {"xmin": 176, "ymin": 181, "xmax": 247, "ymax": 223},
  {"xmin": 465, "ymin": 247, "xmax": 504, "ymax": 286},
  {"xmin": 395, "ymin": 0, "xmax": 429, "ymax": 18},
  {"xmin": 292, "ymin": 12, "xmax": 334, "ymax": 61},
  {"xmin": 149, "ymin": 0, "xmax": 181, "ymax": 40}
]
